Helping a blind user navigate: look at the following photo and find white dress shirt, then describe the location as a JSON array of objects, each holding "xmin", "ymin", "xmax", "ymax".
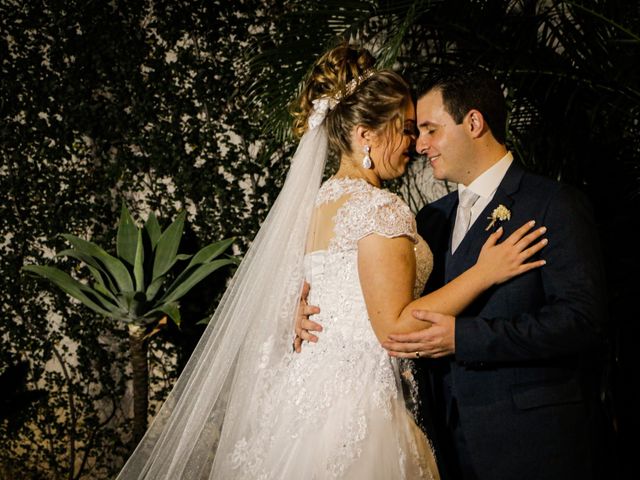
[{"xmin": 457, "ymin": 151, "xmax": 513, "ymax": 231}]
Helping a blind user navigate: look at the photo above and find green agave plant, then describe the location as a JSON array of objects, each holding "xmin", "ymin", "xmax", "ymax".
[{"xmin": 22, "ymin": 203, "xmax": 237, "ymax": 442}]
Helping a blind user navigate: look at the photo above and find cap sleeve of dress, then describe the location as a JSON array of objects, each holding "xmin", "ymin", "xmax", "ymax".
[{"xmin": 352, "ymin": 189, "xmax": 418, "ymax": 244}]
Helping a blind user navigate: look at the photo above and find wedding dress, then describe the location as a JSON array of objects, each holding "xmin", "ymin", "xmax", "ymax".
[{"xmin": 211, "ymin": 177, "xmax": 438, "ymax": 479}]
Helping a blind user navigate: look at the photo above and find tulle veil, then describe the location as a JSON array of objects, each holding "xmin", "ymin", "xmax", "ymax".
[{"xmin": 117, "ymin": 115, "xmax": 329, "ymax": 479}]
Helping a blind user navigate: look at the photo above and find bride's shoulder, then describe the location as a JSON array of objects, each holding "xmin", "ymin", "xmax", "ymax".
[
  {"xmin": 317, "ymin": 177, "xmax": 408, "ymax": 210},
  {"xmin": 370, "ymin": 186, "xmax": 409, "ymax": 210},
  {"xmin": 317, "ymin": 177, "xmax": 370, "ymax": 203},
  {"xmin": 317, "ymin": 177, "xmax": 416, "ymax": 244}
]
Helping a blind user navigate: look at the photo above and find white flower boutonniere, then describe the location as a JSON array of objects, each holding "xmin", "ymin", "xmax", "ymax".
[{"xmin": 485, "ymin": 204, "xmax": 511, "ymax": 231}]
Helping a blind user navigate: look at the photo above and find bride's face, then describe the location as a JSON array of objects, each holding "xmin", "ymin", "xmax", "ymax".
[{"xmin": 371, "ymin": 101, "xmax": 416, "ymax": 180}]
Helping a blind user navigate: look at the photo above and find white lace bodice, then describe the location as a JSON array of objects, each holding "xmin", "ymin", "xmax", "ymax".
[
  {"xmin": 225, "ymin": 177, "xmax": 436, "ymax": 479},
  {"xmin": 313, "ymin": 177, "xmax": 432, "ymax": 297}
]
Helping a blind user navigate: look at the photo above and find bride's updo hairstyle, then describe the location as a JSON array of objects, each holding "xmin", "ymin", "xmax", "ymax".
[{"xmin": 292, "ymin": 43, "xmax": 411, "ymax": 157}]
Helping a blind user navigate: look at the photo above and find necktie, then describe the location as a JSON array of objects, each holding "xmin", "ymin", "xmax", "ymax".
[{"xmin": 451, "ymin": 189, "xmax": 480, "ymax": 253}]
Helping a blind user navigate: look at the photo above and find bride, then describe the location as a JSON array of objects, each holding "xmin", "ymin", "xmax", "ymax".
[{"xmin": 117, "ymin": 43, "xmax": 546, "ymax": 479}]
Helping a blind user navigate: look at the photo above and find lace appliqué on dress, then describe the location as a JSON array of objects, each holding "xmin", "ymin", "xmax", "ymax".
[
  {"xmin": 316, "ymin": 177, "xmax": 417, "ymax": 251},
  {"xmin": 316, "ymin": 177, "xmax": 432, "ymax": 297}
]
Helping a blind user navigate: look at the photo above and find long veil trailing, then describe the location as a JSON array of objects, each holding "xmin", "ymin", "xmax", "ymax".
[{"xmin": 117, "ymin": 115, "xmax": 329, "ymax": 479}]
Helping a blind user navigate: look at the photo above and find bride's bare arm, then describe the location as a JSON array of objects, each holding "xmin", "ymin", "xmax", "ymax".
[{"xmin": 358, "ymin": 221, "xmax": 547, "ymax": 343}]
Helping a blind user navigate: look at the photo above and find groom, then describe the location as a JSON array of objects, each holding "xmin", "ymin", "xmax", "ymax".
[{"xmin": 382, "ymin": 67, "xmax": 610, "ymax": 479}]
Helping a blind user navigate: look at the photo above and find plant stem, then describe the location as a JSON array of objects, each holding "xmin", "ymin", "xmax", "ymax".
[
  {"xmin": 52, "ymin": 346, "xmax": 76, "ymax": 480},
  {"xmin": 127, "ymin": 323, "xmax": 149, "ymax": 443}
]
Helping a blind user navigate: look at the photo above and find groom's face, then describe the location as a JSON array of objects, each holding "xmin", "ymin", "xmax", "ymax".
[{"xmin": 416, "ymin": 89, "xmax": 472, "ymax": 184}]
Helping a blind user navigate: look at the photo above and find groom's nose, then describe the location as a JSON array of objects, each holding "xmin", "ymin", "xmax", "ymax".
[{"xmin": 415, "ymin": 135, "xmax": 429, "ymax": 155}]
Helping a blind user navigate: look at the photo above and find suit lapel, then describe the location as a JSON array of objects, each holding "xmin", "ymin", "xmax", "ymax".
[
  {"xmin": 446, "ymin": 162, "xmax": 525, "ymax": 278},
  {"xmin": 441, "ymin": 195, "xmax": 458, "ymax": 278}
]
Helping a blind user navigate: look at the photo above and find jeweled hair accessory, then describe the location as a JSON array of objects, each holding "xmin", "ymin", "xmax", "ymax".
[
  {"xmin": 335, "ymin": 68, "xmax": 377, "ymax": 102},
  {"xmin": 307, "ymin": 68, "xmax": 377, "ymax": 129}
]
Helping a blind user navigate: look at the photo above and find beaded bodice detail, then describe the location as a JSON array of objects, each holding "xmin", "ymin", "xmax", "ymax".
[{"xmin": 226, "ymin": 177, "xmax": 436, "ymax": 479}]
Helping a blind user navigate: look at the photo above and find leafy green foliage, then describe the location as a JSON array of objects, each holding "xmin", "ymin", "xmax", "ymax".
[
  {"xmin": 23, "ymin": 203, "xmax": 236, "ymax": 327},
  {"xmin": 21, "ymin": 202, "xmax": 237, "ymax": 446}
]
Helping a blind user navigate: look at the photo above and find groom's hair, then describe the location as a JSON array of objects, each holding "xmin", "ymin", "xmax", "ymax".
[{"xmin": 416, "ymin": 65, "xmax": 507, "ymax": 145}]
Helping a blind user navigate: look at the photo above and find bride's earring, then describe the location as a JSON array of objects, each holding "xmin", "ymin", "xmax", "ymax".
[{"xmin": 362, "ymin": 145, "xmax": 372, "ymax": 169}]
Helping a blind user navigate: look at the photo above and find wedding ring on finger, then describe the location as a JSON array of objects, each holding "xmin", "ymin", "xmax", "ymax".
[{"xmin": 415, "ymin": 351, "xmax": 421, "ymax": 359}]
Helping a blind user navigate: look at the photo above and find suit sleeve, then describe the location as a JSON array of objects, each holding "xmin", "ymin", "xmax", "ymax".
[{"xmin": 455, "ymin": 185, "xmax": 608, "ymax": 363}]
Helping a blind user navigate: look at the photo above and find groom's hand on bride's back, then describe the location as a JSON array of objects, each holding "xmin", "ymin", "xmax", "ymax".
[{"xmin": 293, "ymin": 281, "xmax": 322, "ymax": 353}]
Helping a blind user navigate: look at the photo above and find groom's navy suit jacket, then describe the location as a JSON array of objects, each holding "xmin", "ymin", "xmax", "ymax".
[{"xmin": 416, "ymin": 162, "xmax": 608, "ymax": 480}]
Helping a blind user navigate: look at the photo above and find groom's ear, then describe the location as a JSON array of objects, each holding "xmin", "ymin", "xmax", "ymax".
[{"xmin": 464, "ymin": 109, "xmax": 486, "ymax": 138}]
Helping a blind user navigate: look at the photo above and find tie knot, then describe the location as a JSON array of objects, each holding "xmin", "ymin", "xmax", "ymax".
[{"xmin": 458, "ymin": 189, "xmax": 479, "ymax": 208}]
